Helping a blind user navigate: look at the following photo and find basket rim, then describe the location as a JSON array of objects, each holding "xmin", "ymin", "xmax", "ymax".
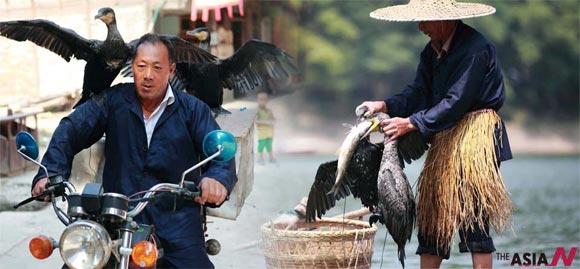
[{"xmin": 261, "ymin": 217, "xmax": 378, "ymax": 238}]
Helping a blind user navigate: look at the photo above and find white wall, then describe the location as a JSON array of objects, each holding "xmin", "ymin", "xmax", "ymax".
[{"xmin": 0, "ymin": 0, "xmax": 153, "ymax": 103}]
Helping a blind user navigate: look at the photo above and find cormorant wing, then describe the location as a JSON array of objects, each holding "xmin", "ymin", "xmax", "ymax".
[
  {"xmin": 0, "ymin": 19, "xmax": 97, "ymax": 62},
  {"xmin": 158, "ymin": 34, "xmax": 217, "ymax": 63},
  {"xmin": 305, "ymin": 160, "xmax": 347, "ymax": 222},
  {"xmin": 305, "ymin": 140, "xmax": 383, "ymax": 222},
  {"xmin": 172, "ymin": 63, "xmax": 221, "ymax": 105},
  {"xmin": 397, "ymin": 130, "xmax": 429, "ymax": 167},
  {"xmin": 347, "ymin": 139, "xmax": 383, "ymax": 209},
  {"xmin": 218, "ymin": 39, "xmax": 299, "ymax": 92}
]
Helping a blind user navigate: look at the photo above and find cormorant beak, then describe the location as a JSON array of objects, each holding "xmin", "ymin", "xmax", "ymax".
[
  {"xmin": 95, "ymin": 14, "xmax": 109, "ymax": 24},
  {"xmin": 95, "ymin": 10, "xmax": 114, "ymax": 25},
  {"xmin": 361, "ymin": 115, "xmax": 381, "ymax": 140},
  {"xmin": 186, "ymin": 30, "xmax": 208, "ymax": 41},
  {"xmin": 94, "ymin": 10, "xmax": 105, "ymax": 20}
]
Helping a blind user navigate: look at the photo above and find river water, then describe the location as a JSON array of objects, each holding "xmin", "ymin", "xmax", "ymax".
[{"xmin": 211, "ymin": 154, "xmax": 580, "ymax": 269}]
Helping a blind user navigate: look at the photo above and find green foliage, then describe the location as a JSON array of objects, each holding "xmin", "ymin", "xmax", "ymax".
[
  {"xmin": 366, "ymin": 33, "xmax": 415, "ymax": 73},
  {"xmin": 284, "ymin": 0, "xmax": 578, "ymax": 119},
  {"xmin": 317, "ymin": 8, "xmax": 359, "ymax": 41}
]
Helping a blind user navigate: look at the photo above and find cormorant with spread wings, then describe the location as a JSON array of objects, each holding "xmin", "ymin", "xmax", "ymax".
[
  {"xmin": 0, "ymin": 7, "xmax": 215, "ymax": 108},
  {"xmin": 176, "ymin": 27, "xmax": 299, "ymax": 115}
]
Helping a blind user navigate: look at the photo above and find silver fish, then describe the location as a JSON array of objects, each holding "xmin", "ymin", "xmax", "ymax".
[{"xmin": 329, "ymin": 120, "xmax": 373, "ymax": 195}]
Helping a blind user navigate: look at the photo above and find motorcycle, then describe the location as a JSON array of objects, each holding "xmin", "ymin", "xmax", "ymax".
[{"xmin": 13, "ymin": 130, "xmax": 238, "ymax": 269}]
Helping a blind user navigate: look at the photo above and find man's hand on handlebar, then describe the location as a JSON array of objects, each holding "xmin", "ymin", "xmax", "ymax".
[
  {"xmin": 195, "ymin": 177, "xmax": 227, "ymax": 206},
  {"xmin": 31, "ymin": 178, "xmax": 51, "ymax": 202}
]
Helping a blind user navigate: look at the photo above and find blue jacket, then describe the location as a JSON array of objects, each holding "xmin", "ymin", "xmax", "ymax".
[
  {"xmin": 385, "ymin": 21, "xmax": 512, "ymax": 161},
  {"xmin": 34, "ymin": 83, "xmax": 237, "ymax": 268}
]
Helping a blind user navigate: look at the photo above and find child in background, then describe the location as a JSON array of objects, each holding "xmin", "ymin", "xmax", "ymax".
[{"xmin": 256, "ymin": 92, "xmax": 275, "ymax": 164}]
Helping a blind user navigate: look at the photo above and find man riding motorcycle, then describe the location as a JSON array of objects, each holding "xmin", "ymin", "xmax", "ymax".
[{"xmin": 31, "ymin": 33, "xmax": 237, "ymax": 269}]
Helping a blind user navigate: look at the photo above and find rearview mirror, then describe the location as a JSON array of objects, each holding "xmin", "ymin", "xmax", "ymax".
[
  {"xmin": 179, "ymin": 130, "xmax": 237, "ymax": 187},
  {"xmin": 202, "ymin": 130, "xmax": 237, "ymax": 162},
  {"xmin": 16, "ymin": 131, "xmax": 39, "ymax": 160}
]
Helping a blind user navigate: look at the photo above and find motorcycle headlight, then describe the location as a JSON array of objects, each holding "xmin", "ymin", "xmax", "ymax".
[{"xmin": 59, "ymin": 220, "xmax": 112, "ymax": 269}]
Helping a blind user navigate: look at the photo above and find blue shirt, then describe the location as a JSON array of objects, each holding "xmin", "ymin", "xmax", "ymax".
[
  {"xmin": 385, "ymin": 21, "xmax": 512, "ymax": 161},
  {"xmin": 34, "ymin": 83, "xmax": 237, "ymax": 268}
]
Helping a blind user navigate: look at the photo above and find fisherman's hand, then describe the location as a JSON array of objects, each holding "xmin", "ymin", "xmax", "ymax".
[
  {"xmin": 381, "ymin": 117, "xmax": 417, "ymax": 144},
  {"xmin": 31, "ymin": 178, "xmax": 51, "ymax": 202},
  {"xmin": 356, "ymin": 101, "xmax": 387, "ymax": 116},
  {"xmin": 195, "ymin": 177, "xmax": 227, "ymax": 206}
]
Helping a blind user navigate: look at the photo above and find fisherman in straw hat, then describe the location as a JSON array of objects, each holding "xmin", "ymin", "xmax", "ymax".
[{"xmin": 358, "ymin": 0, "xmax": 513, "ymax": 268}]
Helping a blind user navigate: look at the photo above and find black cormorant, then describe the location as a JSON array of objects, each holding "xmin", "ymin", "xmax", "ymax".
[
  {"xmin": 0, "ymin": 7, "xmax": 215, "ymax": 108},
  {"xmin": 0, "ymin": 7, "xmax": 130, "ymax": 107},
  {"xmin": 174, "ymin": 27, "xmax": 299, "ymax": 115},
  {"xmin": 306, "ymin": 110, "xmax": 428, "ymax": 268},
  {"xmin": 306, "ymin": 137, "xmax": 383, "ymax": 220}
]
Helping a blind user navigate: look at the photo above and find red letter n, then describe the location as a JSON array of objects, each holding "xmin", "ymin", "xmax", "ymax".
[{"xmin": 550, "ymin": 247, "xmax": 577, "ymax": 266}]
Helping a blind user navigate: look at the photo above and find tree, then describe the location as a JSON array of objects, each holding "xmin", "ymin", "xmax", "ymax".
[{"xmin": 284, "ymin": 0, "xmax": 579, "ymax": 121}]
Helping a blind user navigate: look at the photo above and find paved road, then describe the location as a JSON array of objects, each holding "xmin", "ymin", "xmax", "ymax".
[
  {"xmin": 0, "ymin": 198, "xmax": 268, "ymax": 269},
  {"xmin": 0, "ymin": 205, "xmax": 64, "ymax": 268},
  {"xmin": 0, "ymin": 162, "xmax": 290, "ymax": 269},
  {"xmin": 0, "ymin": 155, "xmax": 393, "ymax": 268}
]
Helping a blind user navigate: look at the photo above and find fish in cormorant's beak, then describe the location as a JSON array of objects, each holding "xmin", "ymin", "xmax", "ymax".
[
  {"xmin": 360, "ymin": 114, "xmax": 383, "ymax": 140},
  {"xmin": 329, "ymin": 120, "xmax": 374, "ymax": 195},
  {"xmin": 355, "ymin": 105, "xmax": 381, "ymax": 140}
]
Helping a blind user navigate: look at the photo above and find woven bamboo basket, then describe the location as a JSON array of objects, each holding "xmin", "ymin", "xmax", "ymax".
[{"xmin": 261, "ymin": 218, "xmax": 378, "ymax": 269}]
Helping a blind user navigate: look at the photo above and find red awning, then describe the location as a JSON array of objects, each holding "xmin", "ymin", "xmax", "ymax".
[{"xmin": 191, "ymin": 0, "xmax": 244, "ymax": 22}]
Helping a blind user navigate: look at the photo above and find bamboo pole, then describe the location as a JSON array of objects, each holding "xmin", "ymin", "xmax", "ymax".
[
  {"xmin": 331, "ymin": 207, "xmax": 371, "ymax": 221},
  {"xmin": 293, "ymin": 197, "xmax": 372, "ymax": 221}
]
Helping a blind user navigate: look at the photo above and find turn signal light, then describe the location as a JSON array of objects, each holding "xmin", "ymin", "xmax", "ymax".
[
  {"xmin": 131, "ymin": 241, "xmax": 158, "ymax": 268},
  {"xmin": 29, "ymin": 235, "xmax": 55, "ymax": 259}
]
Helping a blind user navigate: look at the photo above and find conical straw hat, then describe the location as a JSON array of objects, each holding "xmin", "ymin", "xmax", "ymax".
[{"xmin": 370, "ymin": 0, "xmax": 495, "ymax": 22}]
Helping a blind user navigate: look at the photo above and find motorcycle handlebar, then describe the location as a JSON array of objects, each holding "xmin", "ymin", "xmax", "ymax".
[
  {"xmin": 17, "ymin": 177, "xmax": 200, "ymax": 222},
  {"xmin": 127, "ymin": 182, "xmax": 201, "ymax": 218},
  {"xmin": 13, "ymin": 177, "xmax": 75, "ymax": 209}
]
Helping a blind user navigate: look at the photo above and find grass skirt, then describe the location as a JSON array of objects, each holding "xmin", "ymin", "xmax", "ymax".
[{"xmin": 416, "ymin": 109, "xmax": 513, "ymax": 250}]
